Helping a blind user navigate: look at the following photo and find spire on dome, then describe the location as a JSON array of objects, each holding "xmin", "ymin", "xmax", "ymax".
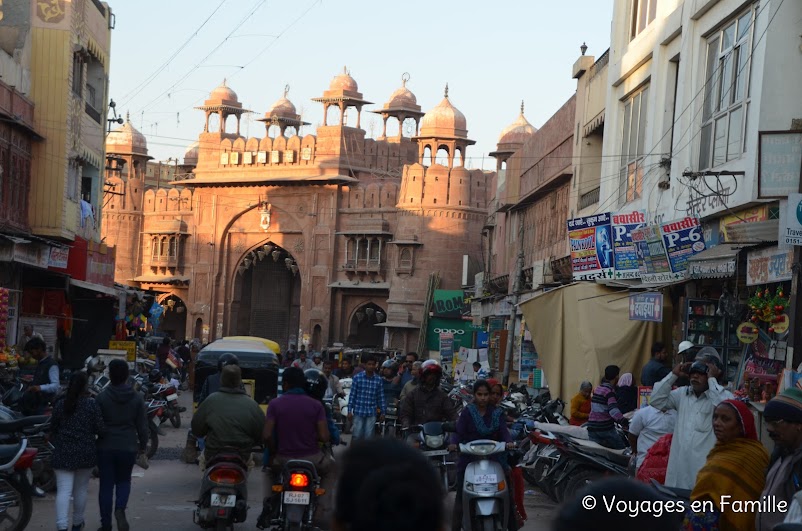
[
  {"xmin": 402, "ymin": 72, "xmax": 410, "ymax": 87},
  {"xmin": 126, "ymin": 110, "xmax": 130, "ymax": 123},
  {"xmin": 521, "ymin": 100, "xmax": 525, "ymax": 115},
  {"xmin": 444, "ymin": 83, "xmax": 449, "ymax": 99},
  {"xmin": 284, "ymin": 84, "xmax": 290, "ymax": 98}
]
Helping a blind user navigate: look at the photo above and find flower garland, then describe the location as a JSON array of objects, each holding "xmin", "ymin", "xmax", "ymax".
[{"xmin": 748, "ymin": 286, "xmax": 790, "ymax": 332}]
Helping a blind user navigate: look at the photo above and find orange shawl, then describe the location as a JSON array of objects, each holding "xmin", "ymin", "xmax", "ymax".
[{"xmin": 690, "ymin": 438, "xmax": 769, "ymax": 531}]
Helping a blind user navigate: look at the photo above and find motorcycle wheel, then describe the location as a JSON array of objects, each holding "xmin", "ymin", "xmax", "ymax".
[
  {"xmin": 34, "ymin": 466, "xmax": 56, "ymax": 493},
  {"xmin": 475, "ymin": 516, "xmax": 494, "ymax": 531},
  {"xmin": 170, "ymin": 408, "xmax": 181, "ymax": 429},
  {"xmin": 564, "ymin": 468, "xmax": 606, "ymax": 500},
  {"xmin": 146, "ymin": 424, "xmax": 159, "ymax": 459},
  {"xmin": 521, "ymin": 465, "xmax": 540, "ymax": 487},
  {"xmin": 215, "ymin": 520, "xmax": 229, "ymax": 531},
  {"xmin": 0, "ymin": 475, "xmax": 33, "ymax": 531}
]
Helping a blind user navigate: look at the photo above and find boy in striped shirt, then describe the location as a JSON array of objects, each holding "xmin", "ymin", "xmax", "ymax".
[{"xmin": 587, "ymin": 365, "xmax": 629, "ymax": 449}]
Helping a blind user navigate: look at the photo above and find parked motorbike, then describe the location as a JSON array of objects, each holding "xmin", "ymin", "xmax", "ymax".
[
  {"xmin": 146, "ymin": 382, "xmax": 183, "ymax": 429},
  {"xmin": 144, "ymin": 398, "xmax": 165, "ymax": 459},
  {"xmin": 0, "ymin": 414, "xmax": 53, "ymax": 493},
  {"xmin": 457, "ymin": 440, "xmax": 513, "ymax": 531},
  {"xmin": 194, "ymin": 448, "xmax": 249, "ymax": 531},
  {"xmin": 260, "ymin": 457, "xmax": 323, "ymax": 530},
  {"xmin": 0, "ymin": 438, "xmax": 38, "ymax": 531},
  {"xmin": 408, "ymin": 421, "xmax": 457, "ymax": 492}
]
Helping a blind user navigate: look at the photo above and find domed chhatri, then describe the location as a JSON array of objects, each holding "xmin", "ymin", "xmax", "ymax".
[
  {"xmin": 419, "ymin": 83, "xmax": 468, "ymax": 139},
  {"xmin": 498, "ymin": 101, "xmax": 537, "ymax": 145},
  {"xmin": 106, "ymin": 111, "xmax": 148, "ymax": 156},
  {"xmin": 209, "ymin": 79, "xmax": 239, "ymax": 104},
  {"xmin": 183, "ymin": 141, "xmax": 199, "ymax": 165},
  {"xmin": 266, "ymin": 85, "xmax": 298, "ymax": 119},
  {"xmin": 257, "ymin": 85, "xmax": 309, "ymax": 137},
  {"xmin": 385, "ymin": 73, "xmax": 418, "ymax": 109},
  {"xmin": 329, "ymin": 66, "xmax": 359, "ymax": 93}
]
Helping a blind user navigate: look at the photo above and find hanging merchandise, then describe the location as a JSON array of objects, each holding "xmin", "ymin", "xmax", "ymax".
[
  {"xmin": 748, "ymin": 286, "xmax": 790, "ymax": 334},
  {"xmin": 0, "ymin": 288, "xmax": 9, "ymax": 351}
]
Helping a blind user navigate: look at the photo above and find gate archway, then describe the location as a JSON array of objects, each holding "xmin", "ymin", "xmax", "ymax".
[{"xmin": 347, "ymin": 302, "xmax": 385, "ymax": 347}]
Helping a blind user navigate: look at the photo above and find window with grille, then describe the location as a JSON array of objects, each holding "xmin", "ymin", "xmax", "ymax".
[
  {"xmin": 699, "ymin": 8, "xmax": 754, "ymax": 170},
  {"xmin": 619, "ymin": 85, "xmax": 649, "ymax": 204}
]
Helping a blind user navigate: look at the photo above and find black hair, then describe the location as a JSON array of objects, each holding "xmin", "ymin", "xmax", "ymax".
[
  {"xmin": 63, "ymin": 371, "xmax": 88, "ymax": 417},
  {"xmin": 472, "ymin": 361, "xmax": 482, "ymax": 368},
  {"xmin": 282, "ymin": 366, "xmax": 306, "ymax": 390},
  {"xmin": 162, "ymin": 337, "xmax": 171, "ymax": 346},
  {"xmin": 362, "ymin": 354, "xmax": 375, "ymax": 365},
  {"xmin": 473, "ymin": 379, "xmax": 491, "ymax": 394},
  {"xmin": 406, "ymin": 352, "xmax": 418, "ymax": 361},
  {"xmin": 23, "ymin": 337, "xmax": 46, "ymax": 353},
  {"xmin": 552, "ymin": 477, "xmax": 682, "ymax": 531},
  {"xmin": 604, "ymin": 365, "xmax": 621, "ymax": 381},
  {"xmin": 335, "ymin": 438, "xmax": 444, "ymax": 531},
  {"xmin": 651, "ymin": 341, "xmax": 665, "ymax": 356},
  {"xmin": 108, "ymin": 359, "xmax": 129, "ymax": 386}
]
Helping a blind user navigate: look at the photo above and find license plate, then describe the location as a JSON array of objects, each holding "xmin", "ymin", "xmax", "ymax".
[
  {"xmin": 210, "ymin": 493, "xmax": 235, "ymax": 507},
  {"xmin": 166, "ymin": 394, "xmax": 178, "ymax": 402},
  {"xmin": 422, "ymin": 449, "xmax": 450, "ymax": 456},
  {"xmin": 284, "ymin": 491, "xmax": 310, "ymax": 505},
  {"xmin": 474, "ymin": 474, "xmax": 498, "ymax": 484}
]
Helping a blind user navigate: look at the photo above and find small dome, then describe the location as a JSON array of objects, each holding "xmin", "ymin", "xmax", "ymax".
[
  {"xmin": 386, "ymin": 79, "xmax": 417, "ymax": 109},
  {"xmin": 106, "ymin": 113, "xmax": 148, "ymax": 155},
  {"xmin": 329, "ymin": 66, "xmax": 358, "ymax": 93},
  {"xmin": 420, "ymin": 84, "xmax": 467, "ymax": 138},
  {"xmin": 498, "ymin": 103, "xmax": 537, "ymax": 144},
  {"xmin": 209, "ymin": 79, "xmax": 238, "ymax": 103},
  {"xmin": 183, "ymin": 141, "xmax": 199, "ymax": 165},
  {"xmin": 269, "ymin": 96, "xmax": 297, "ymax": 117}
]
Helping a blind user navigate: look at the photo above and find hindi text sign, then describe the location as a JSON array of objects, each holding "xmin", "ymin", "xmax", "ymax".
[
  {"xmin": 758, "ymin": 131, "xmax": 802, "ymax": 198},
  {"xmin": 612, "ymin": 210, "xmax": 646, "ymax": 279},
  {"xmin": 628, "ymin": 293, "xmax": 663, "ymax": 322},
  {"xmin": 567, "ymin": 213, "xmax": 614, "ymax": 280}
]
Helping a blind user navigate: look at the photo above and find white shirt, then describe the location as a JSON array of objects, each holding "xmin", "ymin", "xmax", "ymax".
[
  {"xmin": 649, "ymin": 372, "xmax": 733, "ymax": 490},
  {"xmin": 628, "ymin": 405, "xmax": 677, "ymax": 469}
]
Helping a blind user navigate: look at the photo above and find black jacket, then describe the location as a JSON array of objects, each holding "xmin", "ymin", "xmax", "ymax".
[{"xmin": 96, "ymin": 384, "xmax": 149, "ymax": 453}]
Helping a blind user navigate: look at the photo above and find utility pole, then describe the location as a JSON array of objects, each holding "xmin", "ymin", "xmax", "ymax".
[{"xmin": 503, "ymin": 213, "xmax": 525, "ymax": 386}]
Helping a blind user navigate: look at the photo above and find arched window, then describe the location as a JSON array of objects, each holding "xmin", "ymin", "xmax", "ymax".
[
  {"xmin": 399, "ymin": 248, "xmax": 412, "ymax": 269},
  {"xmin": 160, "ymin": 237, "xmax": 168, "ymax": 258},
  {"xmin": 151, "ymin": 237, "xmax": 159, "ymax": 260},
  {"xmin": 454, "ymin": 148, "xmax": 463, "ymax": 167},
  {"xmin": 435, "ymin": 146, "xmax": 449, "ymax": 165},
  {"xmin": 422, "ymin": 145, "xmax": 432, "ymax": 166}
]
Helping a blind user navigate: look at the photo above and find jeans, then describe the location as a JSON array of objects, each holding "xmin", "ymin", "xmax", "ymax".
[
  {"xmin": 351, "ymin": 415, "xmax": 376, "ymax": 440},
  {"xmin": 55, "ymin": 468, "xmax": 92, "ymax": 529},
  {"xmin": 588, "ymin": 428, "xmax": 627, "ymax": 449},
  {"xmin": 97, "ymin": 449, "xmax": 137, "ymax": 528}
]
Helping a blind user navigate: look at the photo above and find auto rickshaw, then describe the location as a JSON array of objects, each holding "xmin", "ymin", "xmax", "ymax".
[{"xmin": 193, "ymin": 338, "xmax": 279, "ymax": 412}]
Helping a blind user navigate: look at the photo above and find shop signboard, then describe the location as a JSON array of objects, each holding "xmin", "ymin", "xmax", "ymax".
[
  {"xmin": 48, "ymin": 246, "xmax": 69, "ymax": 269},
  {"xmin": 109, "ymin": 340, "xmax": 137, "ymax": 362},
  {"xmin": 87, "ymin": 245, "xmax": 115, "ymax": 287},
  {"xmin": 758, "ymin": 131, "xmax": 802, "ymax": 198},
  {"xmin": 432, "ymin": 290, "xmax": 465, "ymax": 318},
  {"xmin": 611, "ymin": 210, "xmax": 646, "ymax": 279},
  {"xmin": 0, "ymin": 241, "xmax": 49, "ymax": 269},
  {"xmin": 747, "ymin": 246, "xmax": 794, "ymax": 286},
  {"xmin": 781, "ymin": 194, "xmax": 802, "ymax": 246},
  {"xmin": 566, "ymin": 213, "xmax": 613, "ymax": 280},
  {"xmin": 426, "ymin": 317, "xmax": 477, "ymax": 352},
  {"xmin": 439, "ymin": 333, "xmax": 454, "ymax": 367},
  {"xmin": 660, "ymin": 217, "xmax": 706, "ymax": 275},
  {"xmin": 631, "ymin": 225, "xmax": 672, "ymax": 284},
  {"xmin": 719, "ymin": 206, "xmax": 769, "ymax": 242},
  {"xmin": 628, "ymin": 293, "xmax": 663, "ymax": 322}
]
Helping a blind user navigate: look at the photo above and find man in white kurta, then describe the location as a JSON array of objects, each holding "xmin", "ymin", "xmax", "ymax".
[{"xmin": 649, "ymin": 360, "xmax": 733, "ymax": 489}]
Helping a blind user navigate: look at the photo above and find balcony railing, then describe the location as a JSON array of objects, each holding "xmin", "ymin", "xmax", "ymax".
[
  {"xmin": 342, "ymin": 259, "xmax": 382, "ymax": 273},
  {"xmin": 579, "ymin": 187, "xmax": 600, "ymax": 210},
  {"xmin": 151, "ymin": 255, "xmax": 178, "ymax": 267}
]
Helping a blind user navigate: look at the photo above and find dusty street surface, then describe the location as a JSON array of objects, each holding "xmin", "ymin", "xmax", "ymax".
[{"xmin": 27, "ymin": 392, "xmax": 556, "ymax": 530}]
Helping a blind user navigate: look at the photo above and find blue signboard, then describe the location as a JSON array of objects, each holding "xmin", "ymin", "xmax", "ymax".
[
  {"xmin": 660, "ymin": 217, "xmax": 706, "ymax": 274},
  {"xmin": 612, "ymin": 210, "xmax": 646, "ymax": 279},
  {"xmin": 628, "ymin": 293, "xmax": 664, "ymax": 322}
]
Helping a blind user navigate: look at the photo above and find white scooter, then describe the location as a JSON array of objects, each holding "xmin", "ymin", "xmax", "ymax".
[{"xmin": 458, "ymin": 440, "xmax": 511, "ymax": 531}]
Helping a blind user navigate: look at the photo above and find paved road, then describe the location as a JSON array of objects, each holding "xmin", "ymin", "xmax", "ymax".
[{"xmin": 27, "ymin": 391, "xmax": 556, "ymax": 530}]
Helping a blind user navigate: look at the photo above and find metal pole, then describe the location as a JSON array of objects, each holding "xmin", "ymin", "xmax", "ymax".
[{"xmin": 503, "ymin": 213, "xmax": 525, "ymax": 386}]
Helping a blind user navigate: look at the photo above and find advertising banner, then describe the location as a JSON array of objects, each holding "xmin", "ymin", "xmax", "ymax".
[
  {"xmin": 433, "ymin": 290, "xmax": 466, "ymax": 318},
  {"xmin": 747, "ymin": 246, "xmax": 794, "ymax": 286},
  {"xmin": 758, "ymin": 131, "xmax": 802, "ymax": 198},
  {"xmin": 628, "ymin": 293, "xmax": 664, "ymax": 322},
  {"xmin": 426, "ymin": 317, "xmax": 477, "ymax": 351},
  {"xmin": 631, "ymin": 225, "xmax": 672, "ymax": 284},
  {"xmin": 611, "ymin": 210, "xmax": 646, "ymax": 279},
  {"xmin": 567, "ymin": 213, "xmax": 613, "ymax": 280},
  {"xmin": 780, "ymin": 194, "xmax": 802, "ymax": 246},
  {"xmin": 660, "ymin": 217, "xmax": 706, "ymax": 274},
  {"xmin": 439, "ymin": 333, "xmax": 454, "ymax": 367}
]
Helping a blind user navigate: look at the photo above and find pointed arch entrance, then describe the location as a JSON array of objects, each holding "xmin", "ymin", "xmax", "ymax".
[
  {"xmin": 231, "ymin": 242, "xmax": 301, "ymax": 351},
  {"xmin": 347, "ymin": 302, "xmax": 385, "ymax": 347},
  {"xmin": 158, "ymin": 294, "xmax": 188, "ymax": 340}
]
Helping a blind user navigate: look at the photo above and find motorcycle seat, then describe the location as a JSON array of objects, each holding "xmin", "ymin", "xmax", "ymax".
[
  {"xmin": 0, "ymin": 443, "xmax": 22, "ymax": 461},
  {"xmin": 569, "ymin": 438, "xmax": 631, "ymax": 466},
  {"xmin": 282, "ymin": 459, "xmax": 320, "ymax": 482},
  {"xmin": 0, "ymin": 415, "xmax": 50, "ymax": 433}
]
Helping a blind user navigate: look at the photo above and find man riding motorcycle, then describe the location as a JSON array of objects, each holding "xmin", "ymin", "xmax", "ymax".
[
  {"xmin": 198, "ymin": 353, "xmax": 240, "ymax": 404},
  {"xmin": 304, "ymin": 369, "xmax": 341, "ymax": 447},
  {"xmin": 400, "ymin": 360, "xmax": 458, "ymax": 442},
  {"xmin": 191, "ymin": 365, "xmax": 264, "ymax": 463},
  {"xmin": 262, "ymin": 367, "xmax": 334, "ymax": 528}
]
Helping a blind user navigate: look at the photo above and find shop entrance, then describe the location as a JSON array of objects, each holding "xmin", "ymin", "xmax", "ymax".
[{"xmin": 347, "ymin": 303, "xmax": 385, "ymax": 347}]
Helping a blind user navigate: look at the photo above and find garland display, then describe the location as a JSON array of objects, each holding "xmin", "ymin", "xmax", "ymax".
[{"xmin": 748, "ymin": 286, "xmax": 790, "ymax": 333}]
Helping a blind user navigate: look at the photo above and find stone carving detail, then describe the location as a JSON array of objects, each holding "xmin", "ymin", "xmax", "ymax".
[{"xmin": 294, "ymin": 238, "xmax": 305, "ymax": 253}]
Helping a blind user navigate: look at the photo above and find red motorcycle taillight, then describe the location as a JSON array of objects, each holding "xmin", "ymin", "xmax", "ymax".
[
  {"xmin": 165, "ymin": 388, "xmax": 176, "ymax": 396},
  {"xmin": 289, "ymin": 473, "xmax": 309, "ymax": 488},
  {"xmin": 209, "ymin": 467, "xmax": 244, "ymax": 484},
  {"xmin": 156, "ymin": 407, "xmax": 164, "ymax": 416},
  {"xmin": 14, "ymin": 449, "xmax": 38, "ymax": 471}
]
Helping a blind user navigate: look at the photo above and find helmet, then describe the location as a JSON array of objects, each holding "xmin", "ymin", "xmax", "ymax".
[
  {"xmin": 217, "ymin": 353, "xmax": 239, "ymax": 372},
  {"xmin": 381, "ymin": 360, "xmax": 397, "ymax": 371},
  {"xmin": 304, "ymin": 369, "xmax": 328, "ymax": 400},
  {"xmin": 688, "ymin": 361, "xmax": 709, "ymax": 376},
  {"xmin": 695, "ymin": 346, "xmax": 721, "ymax": 363},
  {"xmin": 678, "ymin": 341, "xmax": 695, "ymax": 355},
  {"xmin": 148, "ymin": 369, "xmax": 162, "ymax": 383},
  {"xmin": 420, "ymin": 359, "xmax": 443, "ymax": 379}
]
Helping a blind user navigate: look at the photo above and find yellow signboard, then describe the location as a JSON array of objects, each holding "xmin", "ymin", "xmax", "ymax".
[
  {"xmin": 109, "ymin": 341, "xmax": 137, "ymax": 362},
  {"xmin": 719, "ymin": 206, "xmax": 768, "ymax": 242},
  {"xmin": 736, "ymin": 322, "xmax": 759, "ymax": 344},
  {"xmin": 773, "ymin": 314, "xmax": 790, "ymax": 334}
]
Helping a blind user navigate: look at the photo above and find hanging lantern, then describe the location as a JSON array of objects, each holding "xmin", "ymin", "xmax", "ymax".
[
  {"xmin": 291, "ymin": 264, "xmax": 298, "ymax": 275},
  {"xmin": 257, "ymin": 250, "xmax": 265, "ymax": 261},
  {"xmin": 167, "ymin": 299, "xmax": 176, "ymax": 310},
  {"xmin": 243, "ymin": 258, "xmax": 252, "ymax": 268},
  {"xmin": 272, "ymin": 250, "xmax": 281, "ymax": 262},
  {"xmin": 176, "ymin": 305, "xmax": 185, "ymax": 314},
  {"xmin": 264, "ymin": 244, "xmax": 274, "ymax": 254},
  {"xmin": 356, "ymin": 311, "xmax": 366, "ymax": 323},
  {"xmin": 365, "ymin": 307, "xmax": 375, "ymax": 318},
  {"xmin": 237, "ymin": 265, "xmax": 246, "ymax": 276},
  {"xmin": 376, "ymin": 311, "xmax": 385, "ymax": 323},
  {"xmin": 285, "ymin": 257, "xmax": 293, "ymax": 269}
]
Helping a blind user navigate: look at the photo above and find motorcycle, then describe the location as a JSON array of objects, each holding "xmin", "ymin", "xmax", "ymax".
[
  {"xmin": 335, "ymin": 378, "xmax": 351, "ymax": 434},
  {"xmin": 144, "ymin": 398, "xmax": 165, "ymax": 459},
  {"xmin": 261, "ymin": 457, "xmax": 323, "ymax": 531},
  {"xmin": 457, "ymin": 440, "xmax": 513, "ymax": 531},
  {"xmin": 194, "ymin": 448, "xmax": 249, "ymax": 531},
  {"xmin": 0, "ymin": 414, "xmax": 53, "ymax": 493},
  {"xmin": 146, "ymin": 382, "xmax": 183, "ymax": 429},
  {"xmin": 0, "ymin": 438, "xmax": 38, "ymax": 531},
  {"xmin": 408, "ymin": 421, "xmax": 457, "ymax": 492}
]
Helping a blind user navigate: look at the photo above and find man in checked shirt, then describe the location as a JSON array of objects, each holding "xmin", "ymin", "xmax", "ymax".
[{"xmin": 347, "ymin": 354, "xmax": 385, "ymax": 440}]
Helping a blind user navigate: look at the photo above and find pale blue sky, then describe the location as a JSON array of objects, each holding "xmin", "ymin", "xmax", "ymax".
[{"xmin": 109, "ymin": 0, "xmax": 613, "ymax": 169}]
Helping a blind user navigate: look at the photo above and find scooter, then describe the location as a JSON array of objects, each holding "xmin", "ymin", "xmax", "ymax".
[
  {"xmin": 194, "ymin": 448, "xmax": 249, "ymax": 530},
  {"xmin": 458, "ymin": 440, "xmax": 512, "ymax": 531}
]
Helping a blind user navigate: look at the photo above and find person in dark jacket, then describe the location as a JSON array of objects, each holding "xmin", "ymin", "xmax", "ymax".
[
  {"xmin": 615, "ymin": 373, "xmax": 638, "ymax": 414},
  {"xmin": 95, "ymin": 359, "xmax": 148, "ymax": 531},
  {"xmin": 52, "ymin": 372, "xmax": 104, "ymax": 531},
  {"xmin": 641, "ymin": 341, "xmax": 672, "ymax": 387},
  {"xmin": 197, "ymin": 352, "xmax": 240, "ymax": 404},
  {"xmin": 22, "ymin": 337, "xmax": 60, "ymax": 415}
]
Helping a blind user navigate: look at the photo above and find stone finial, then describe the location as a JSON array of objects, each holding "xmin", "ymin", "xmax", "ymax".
[
  {"xmin": 580, "ymin": 42, "xmax": 588, "ymax": 56},
  {"xmin": 402, "ymin": 72, "xmax": 410, "ymax": 87},
  {"xmin": 284, "ymin": 84, "xmax": 290, "ymax": 97},
  {"xmin": 520, "ymin": 100, "xmax": 525, "ymax": 115},
  {"xmin": 444, "ymin": 83, "xmax": 449, "ymax": 98},
  {"xmin": 343, "ymin": 65, "xmax": 348, "ymax": 75},
  {"xmin": 126, "ymin": 110, "xmax": 130, "ymax": 123},
  {"xmin": 222, "ymin": 78, "xmax": 227, "ymax": 86}
]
